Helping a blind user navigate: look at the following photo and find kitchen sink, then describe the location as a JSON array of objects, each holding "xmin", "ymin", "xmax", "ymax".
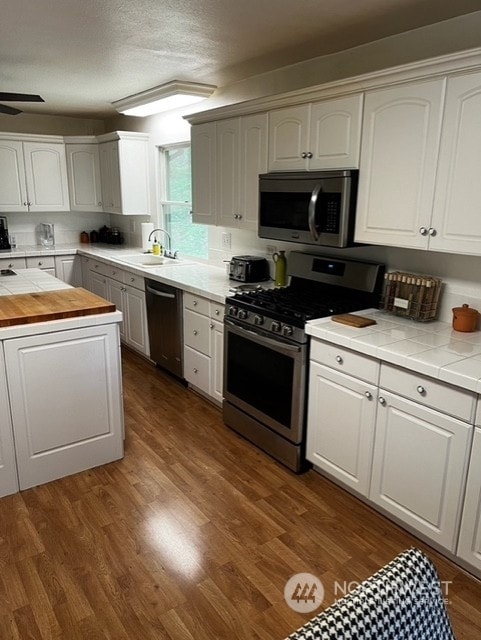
[{"xmin": 117, "ymin": 253, "xmax": 181, "ymax": 267}]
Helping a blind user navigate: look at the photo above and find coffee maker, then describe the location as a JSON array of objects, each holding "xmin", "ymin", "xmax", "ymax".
[{"xmin": 0, "ymin": 217, "xmax": 11, "ymax": 250}]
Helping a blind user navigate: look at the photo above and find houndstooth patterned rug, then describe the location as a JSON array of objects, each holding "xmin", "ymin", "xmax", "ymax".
[{"xmin": 286, "ymin": 548, "xmax": 455, "ymax": 640}]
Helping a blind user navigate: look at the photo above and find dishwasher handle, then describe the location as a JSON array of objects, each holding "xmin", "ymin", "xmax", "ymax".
[{"xmin": 146, "ymin": 285, "xmax": 176, "ymax": 299}]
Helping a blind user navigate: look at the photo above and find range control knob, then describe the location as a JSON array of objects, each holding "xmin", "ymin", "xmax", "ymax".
[
  {"xmin": 238, "ymin": 309, "xmax": 248, "ymax": 320},
  {"xmin": 271, "ymin": 321, "xmax": 281, "ymax": 332},
  {"xmin": 227, "ymin": 306, "xmax": 238, "ymax": 317},
  {"xmin": 253, "ymin": 314, "xmax": 264, "ymax": 326},
  {"xmin": 281, "ymin": 325, "xmax": 293, "ymax": 337}
]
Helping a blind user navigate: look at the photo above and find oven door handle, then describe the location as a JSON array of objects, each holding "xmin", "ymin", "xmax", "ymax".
[
  {"xmin": 225, "ymin": 319, "xmax": 301, "ymax": 353},
  {"xmin": 308, "ymin": 182, "xmax": 322, "ymax": 241}
]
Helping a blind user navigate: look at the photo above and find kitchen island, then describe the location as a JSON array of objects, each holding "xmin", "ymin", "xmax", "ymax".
[{"xmin": 0, "ymin": 269, "xmax": 124, "ymax": 498}]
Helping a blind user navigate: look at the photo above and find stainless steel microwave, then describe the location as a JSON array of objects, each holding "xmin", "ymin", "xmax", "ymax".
[{"xmin": 258, "ymin": 169, "xmax": 358, "ymax": 248}]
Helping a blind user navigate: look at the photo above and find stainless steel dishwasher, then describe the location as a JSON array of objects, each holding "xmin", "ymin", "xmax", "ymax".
[{"xmin": 145, "ymin": 278, "xmax": 183, "ymax": 378}]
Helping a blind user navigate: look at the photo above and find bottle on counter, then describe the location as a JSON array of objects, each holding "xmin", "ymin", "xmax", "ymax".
[
  {"xmin": 152, "ymin": 239, "xmax": 161, "ymax": 256},
  {"xmin": 273, "ymin": 250, "xmax": 287, "ymax": 287}
]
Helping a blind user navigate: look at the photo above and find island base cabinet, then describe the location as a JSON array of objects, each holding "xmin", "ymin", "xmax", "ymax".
[
  {"xmin": 4, "ymin": 324, "xmax": 124, "ymax": 491},
  {"xmin": 0, "ymin": 348, "xmax": 19, "ymax": 497},
  {"xmin": 457, "ymin": 428, "xmax": 481, "ymax": 575},
  {"xmin": 370, "ymin": 391, "xmax": 472, "ymax": 552}
]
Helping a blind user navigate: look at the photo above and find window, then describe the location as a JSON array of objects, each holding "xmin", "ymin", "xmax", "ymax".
[{"xmin": 159, "ymin": 143, "xmax": 208, "ymax": 259}]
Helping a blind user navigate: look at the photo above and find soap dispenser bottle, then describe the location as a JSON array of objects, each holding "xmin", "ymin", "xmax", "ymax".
[
  {"xmin": 152, "ymin": 237, "xmax": 160, "ymax": 256},
  {"xmin": 272, "ymin": 250, "xmax": 287, "ymax": 287}
]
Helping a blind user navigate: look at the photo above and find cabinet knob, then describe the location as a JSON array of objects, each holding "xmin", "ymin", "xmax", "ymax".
[
  {"xmin": 301, "ymin": 152, "xmax": 307, "ymax": 159},
  {"xmin": 193, "ymin": 300, "xmax": 198, "ymax": 306},
  {"xmin": 365, "ymin": 391, "xmax": 372, "ymax": 400},
  {"xmin": 23, "ymin": 201, "xmax": 28, "ymax": 206},
  {"xmin": 193, "ymin": 330, "xmax": 198, "ymax": 335},
  {"xmin": 419, "ymin": 226, "xmax": 428, "ymax": 236},
  {"xmin": 378, "ymin": 397, "xmax": 386, "ymax": 405},
  {"xmin": 428, "ymin": 228, "xmax": 436, "ymax": 237},
  {"xmin": 215, "ymin": 309, "xmax": 220, "ymax": 316},
  {"xmin": 193, "ymin": 368, "xmax": 198, "ymax": 374},
  {"xmin": 130, "ymin": 277, "xmax": 135, "ymax": 282},
  {"xmin": 335, "ymin": 355, "xmax": 343, "ymax": 364},
  {"xmin": 417, "ymin": 385, "xmax": 425, "ymax": 395},
  {"xmin": 8, "ymin": 263, "xmax": 13, "ymax": 268},
  {"xmin": 38, "ymin": 261, "xmax": 43, "ymax": 266},
  {"xmin": 209, "ymin": 323, "xmax": 214, "ymax": 329},
  {"xmin": 306, "ymin": 151, "xmax": 313, "ymax": 159}
]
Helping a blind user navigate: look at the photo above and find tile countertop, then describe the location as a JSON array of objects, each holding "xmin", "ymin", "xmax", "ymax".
[
  {"xmin": 306, "ymin": 309, "xmax": 481, "ymax": 393},
  {"xmin": 0, "ymin": 268, "xmax": 72, "ymax": 296}
]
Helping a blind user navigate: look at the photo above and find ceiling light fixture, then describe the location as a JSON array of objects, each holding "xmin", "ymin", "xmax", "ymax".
[{"xmin": 112, "ymin": 80, "xmax": 216, "ymax": 117}]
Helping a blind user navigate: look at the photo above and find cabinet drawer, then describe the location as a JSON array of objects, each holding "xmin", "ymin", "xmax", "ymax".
[
  {"xmin": 210, "ymin": 301, "xmax": 225, "ymax": 320},
  {"xmin": 0, "ymin": 257, "xmax": 27, "ymax": 270},
  {"xmin": 104, "ymin": 264, "xmax": 125, "ymax": 282},
  {"xmin": 310, "ymin": 340, "xmax": 379, "ymax": 383},
  {"xmin": 380, "ymin": 363, "xmax": 475, "ymax": 422},
  {"xmin": 184, "ymin": 292, "xmax": 209, "ymax": 315},
  {"xmin": 26, "ymin": 255, "xmax": 55, "ymax": 270},
  {"xmin": 184, "ymin": 346, "xmax": 211, "ymax": 395},
  {"xmin": 89, "ymin": 260, "xmax": 110, "ymax": 277},
  {"xmin": 183, "ymin": 309, "xmax": 211, "ymax": 354},
  {"xmin": 123, "ymin": 271, "xmax": 144, "ymax": 290}
]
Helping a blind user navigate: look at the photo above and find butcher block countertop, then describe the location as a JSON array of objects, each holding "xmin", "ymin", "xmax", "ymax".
[{"xmin": 0, "ymin": 288, "xmax": 115, "ymax": 327}]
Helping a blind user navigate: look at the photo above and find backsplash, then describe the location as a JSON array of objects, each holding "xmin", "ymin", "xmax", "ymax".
[{"xmin": 5, "ymin": 211, "xmax": 111, "ymax": 246}]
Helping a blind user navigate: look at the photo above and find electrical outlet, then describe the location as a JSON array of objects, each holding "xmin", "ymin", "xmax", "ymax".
[
  {"xmin": 266, "ymin": 244, "xmax": 277, "ymax": 256},
  {"xmin": 222, "ymin": 232, "xmax": 232, "ymax": 249}
]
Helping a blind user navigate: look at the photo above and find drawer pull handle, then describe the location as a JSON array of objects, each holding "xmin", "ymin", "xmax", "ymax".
[
  {"xmin": 417, "ymin": 385, "xmax": 425, "ymax": 394},
  {"xmin": 365, "ymin": 391, "xmax": 372, "ymax": 400},
  {"xmin": 378, "ymin": 397, "xmax": 386, "ymax": 406},
  {"xmin": 336, "ymin": 355, "xmax": 343, "ymax": 364}
]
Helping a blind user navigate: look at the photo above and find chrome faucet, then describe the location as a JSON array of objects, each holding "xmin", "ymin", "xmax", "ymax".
[{"xmin": 147, "ymin": 228, "xmax": 177, "ymax": 258}]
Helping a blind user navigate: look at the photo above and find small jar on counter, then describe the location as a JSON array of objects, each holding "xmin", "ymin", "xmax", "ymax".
[{"xmin": 80, "ymin": 231, "xmax": 89, "ymax": 243}]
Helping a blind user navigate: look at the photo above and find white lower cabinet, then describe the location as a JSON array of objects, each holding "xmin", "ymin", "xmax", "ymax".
[
  {"xmin": 370, "ymin": 389, "xmax": 472, "ymax": 552},
  {"xmin": 26, "ymin": 255, "xmax": 56, "ymax": 276},
  {"xmin": 457, "ymin": 428, "xmax": 481, "ymax": 573},
  {"xmin": 83, "ymin": 260, "xmax": 149, "ymax": 357},
  {"xmin": 0, "ymin": 348, "xmax": 19, "ymax": 497},
  {"xmin": 54, "ymin": 254, "xmax": 82, "ymax": 286},
  {"xmin": 306, "ymin": 362, "xmax": 377, "ymax": 496},
  {"xmin": 183, "ymin": 293, "xmax": 224, "ymax": 403},
  {"xmin": 3, "ymin": 323, "xmax": 123, "ymax": 491}
]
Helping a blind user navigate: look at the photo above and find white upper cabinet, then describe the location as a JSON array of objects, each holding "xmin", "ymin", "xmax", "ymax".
[
  {"xmin": 66, "ymin": 143, "xmax": 103, "ymax": 212},
  {"xmin": 192, "ymin": 114, "xmax": 268, "ymax": 229},
  {"xmin": 354, "ymin": 78, "xmax": 445, "ymax": 249},
  {"xmin": 268, "ymin": 95, "xmax": 362, "ymax": 171},
  {"xmin": 0, "ymin": 137, "xmax": 70, "ymax": 212},
  {"xmin": 97, "ymin": 132, "xmax": 150, "ymax": 215},
  {"xmin": 191, "ymin": 122, "xmax": 216, "ymax": 224},
  {"xmin": 430, "ymin": 70, "xmax": 481, "ymax": 254}
]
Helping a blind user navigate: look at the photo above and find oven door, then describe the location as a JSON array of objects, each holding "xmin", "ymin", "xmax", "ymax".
[{"xmin": 223, "ymin": 318, "xmax": 307, "ymax": 443}]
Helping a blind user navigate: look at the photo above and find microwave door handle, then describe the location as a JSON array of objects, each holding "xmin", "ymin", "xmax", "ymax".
[{"xmin": 308, "ymin": 183, "xmax": 322, "ymax": 241}]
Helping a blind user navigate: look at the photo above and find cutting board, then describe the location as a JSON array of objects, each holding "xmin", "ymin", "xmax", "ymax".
[
  {"xmin": 331, "ymin": 314, "xmax": 377, "ymax": 328},
  {"xmin": 0, "ymin": 288, "xmax": 116, "ymax": 328}
]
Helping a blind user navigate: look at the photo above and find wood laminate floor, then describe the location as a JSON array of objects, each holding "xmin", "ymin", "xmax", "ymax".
[{"xmin": 1, "ymin": 347, "xmax": 480, "ymax": 639}]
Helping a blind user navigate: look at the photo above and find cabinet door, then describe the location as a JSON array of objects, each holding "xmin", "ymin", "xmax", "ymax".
[
  {"xmin": 239, "ymin": 113, "xmax": 268, "ymax": 230},
  {"xmin": 124, "ymin": 285, "xmax": 149, "ymax": 356},
  {"xmin": 99, "ymin": 141, "xmax": 122, "ymax": 213},
  {"xmin": 354, "ymin": 79, "xmax": 445, "ymax": 248},
  {"xmin": 89, "ymin": 271, "xmax": 108, "ymax": 299},
  {"xmin": 66, "ymin": 143, "xmax": 103, "ymax": 212},
  {"xmin": 23, "ymin": 142, "xmax": 70, "ymax": 211},
  {"xmin": 4, "ymin": 324, "xmax": 123, "ymax": 490},
  {"xmin": 55, "ymin": 254, "xmax": 82, "ymax": 286},
  {"xmin": 457, "ymin": 427, "xmax": 481, "ymax": 575},
  {"xmin": 191, "ymin": 122, "xmax": 216, "ymax": 224},
  {"xmin": 0, "ymin": 347, "xmax": 19, "ymax": 497},
  {"xmin": 309, "ymin": 95, "xmax": 363, "ymax": 169},
  {"xmin": 370, "ymin": 390, "xmax": 472, "ymax": 551},
  {"xmin": 268, "ymin": 104, "xmax": 310, "ymax": 171},
  {"xmin": 0, "ymin": 140, "xmax": 27, "ymax": 211},
  {"xmin": 306, "ymin": 362, "xmax": 377, "ymax": 495},
  {"xmin": 106, "ymin": 278, "xmax": 126, "ymax": 344},
  {"xmin": 431, "ymin": 71, "xmax": 481, "ymax": 255},
  {"xmin": 216, "ymin": 118, "xmax": 241, "ymax": 227},
  {"xmin": 210, "ymin": 318, "xmax": 224, "ymax": 403}
]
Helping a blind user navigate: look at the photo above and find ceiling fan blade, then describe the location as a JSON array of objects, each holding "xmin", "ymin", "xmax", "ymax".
[
  {"xmin": 0, "ymin": 92, "xmax": 44, "ymax": 102},
  {"xmin": 0, "ymin": 104, "xmax": 22, "ymax": 115}
]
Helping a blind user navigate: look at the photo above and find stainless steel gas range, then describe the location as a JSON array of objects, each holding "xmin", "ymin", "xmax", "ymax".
[{"xmin": 223, "ymin": 251, "xmax": 384, "ymax": 472}]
